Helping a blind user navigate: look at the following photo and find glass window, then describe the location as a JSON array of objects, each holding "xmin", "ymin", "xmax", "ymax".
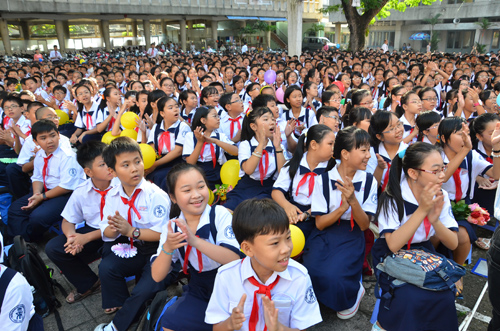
[
  {"xmin": 493, "ymin": 31, "xmax": 499, "ymax": 48},
  {"xmin": 447, "ymin": 32, "xmax": 455, "ymax": 49}
]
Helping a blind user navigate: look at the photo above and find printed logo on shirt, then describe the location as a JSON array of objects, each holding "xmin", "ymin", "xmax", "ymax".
[
  {"xmin": 182, "ymin": 130, "xmax": 187, "ymax": 137},
  {"xmin": 9, "ymin": 304, "xmax": 25, "ymax": 323},
  {"xmin": 304, "ymin": 286, "xmax": 316, "ymax": 304},
  {"xmin": 154, "ymin": 205, "xmax": 167, "ymax": 218},
  {"xmin": 224, "ymin": 225, "xmax": 235, "ymax": 239},
  {"xmin": 371, "ymin": 194, "xmax": 377, "ymax": 204},
  {"xmin": 69, "ymin": 168, "xmax": 77, "ymax": 177},
  {"xmin": 138, "ymin": 206, "xmax": 148, "ymax": 211}
]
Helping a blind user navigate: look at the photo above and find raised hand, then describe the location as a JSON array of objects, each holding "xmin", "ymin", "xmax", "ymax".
[{"xmin": 228, "ymin": 294, "xmax": 247, "ymax": 330}]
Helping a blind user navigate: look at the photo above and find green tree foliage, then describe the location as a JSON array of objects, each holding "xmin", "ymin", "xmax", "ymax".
[
  {"xmin": 320, "ymin": 0, "xmax": 439, "ymax": 51},
  {"xmin": 306, "ymin": 23, "xmax": 325, "ymax": 37},
  {"xmin": 424, "ymin": 14, "xmax": 441, "ymax": 51}
]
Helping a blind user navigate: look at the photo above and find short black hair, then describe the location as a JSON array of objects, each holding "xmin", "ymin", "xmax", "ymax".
[
  {"xmin": 32, "ymin": 119, "xmax": 58, "ymax": 141},
  {"xmin": 103, "ymin": 136, "xmax": 142, "ymax": 170},
  {"xmin": 232, "ymin": 198, "xmax": 289, "ymax": 244},
  {"xmin": 1, "ymin": 95, "xmax": 22, "ymax": 108},
  {"xmin": 77, "ymin": 141, "xmax": 108, "ymax": 169}
]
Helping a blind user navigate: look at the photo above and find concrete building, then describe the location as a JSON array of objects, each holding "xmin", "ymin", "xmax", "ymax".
[{"xmin": 328, "ymin": 0, "xmax": 500, "ymax": 53}]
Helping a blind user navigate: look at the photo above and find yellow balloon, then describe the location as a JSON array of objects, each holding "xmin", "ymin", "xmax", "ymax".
[
  {"xmin": 290, "ymin": 225, "xmax": 305, "ymax": 258},
  {"xmin": 55, "ymin": 109, "xmax": 69, "ymax": 125},
  {"xmin": 121, "ymin": 112, "xmax": 140, "ymax": 130},
  {"xmin": 139, "ymin": 143, "xmax": 156, "ymax": 169},
  {"xmin": 101, "ymin": 131, "xmax": 119, "ymax": 144},
  {"xmin": 220, "ymin": 159, "xmax": 240, "ymax": 188},
  {"xmin": 79, "ymin": 59, "xmax": 85, "ymax": 64},
  {"xmin": 208, "ymin": 189, "xmax": 215, "ymax": 205},
  {"xmin": 120, "ymin": 128, "xmax": 138, "ymax": 140}
]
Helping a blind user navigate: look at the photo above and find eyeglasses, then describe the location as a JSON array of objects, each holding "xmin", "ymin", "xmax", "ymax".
[
  {"xmin": 329, "ymin": 99, "xmax": 341, "ymax": 103},
  {"xmin": 415, "ymin": 165, "xmax": 447, "ymax": 176},
  {"xmin": 3, "ymin": 105, "xmax": 20, "ymax": 111},
  {"xmin": 324, "ymin": 114, "xmax": 340, "ymax": 121},
  {"xmin": 382, "ymin": 121, "xmax": 403, "ymax": 134},
  {"xmin": 429, "ymin": 123, "xmax": 440, "ymax": 130},
  {"xmin": 229, "ymin": 99, "xmax": 242, "ymax": 104},
  {"xmin": 409, "ymin": 100, "xmax": 422, "ymax": 104},
  {"xmin": 422, "ymin": 97, "xmax": 438, "ymax": 102},
  {"xmin": 478, "ymin": 75, "xmax": 489, "ymax": 79}
]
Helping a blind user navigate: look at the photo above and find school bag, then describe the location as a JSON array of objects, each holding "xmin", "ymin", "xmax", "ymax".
[
  {"xmin": 136, "ymin": 290, "xmax": 178, "ymax": 331},
  {"xmin": 0, "ymin": 186, "xmax": 12, "ymax": 225},
  {"xmin": 375, "ymin": 247, "xmax": 466, "ymax": 309},
  {"xmin": 7, "ymin": 235, "xmax": 66, "ymax": 330}
]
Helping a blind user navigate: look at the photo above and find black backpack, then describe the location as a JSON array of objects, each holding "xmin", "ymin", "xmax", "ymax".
[
  {"xmin": 138, "ymin": 290, "xmax": 178, "ymax": 331},
  {"xmin": 7, "ymin": 236, "xmax": 65, "ymax": 330}
]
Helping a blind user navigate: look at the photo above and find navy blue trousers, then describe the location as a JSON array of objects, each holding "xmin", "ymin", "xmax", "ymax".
[
  {"xmin": 99, "ymin": 240, "xmax": 180, "ymax": 330},
  {"xmin": 45, "ymin": 224, "xmax": 102, "ymax": 294},
  {"xmin": 5, "ymin": 163, "xmax": 31, "ymax": 200},
  {"xmin": 7, "ymin": 192, "xmax": 71, "ymax": 242}
]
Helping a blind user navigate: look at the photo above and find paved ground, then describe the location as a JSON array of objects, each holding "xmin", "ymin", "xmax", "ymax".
[{"xmin": 38, "ymin": 226, "xmax": 494, "ymax": 331}]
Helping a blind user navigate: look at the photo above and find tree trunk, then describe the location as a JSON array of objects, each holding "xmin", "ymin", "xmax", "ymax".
[{"xmin": 341, "ymin": 0, "xmax": 389, "ymax": 51}]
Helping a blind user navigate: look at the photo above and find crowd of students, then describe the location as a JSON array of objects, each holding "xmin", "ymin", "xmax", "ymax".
[{"xmin": 1, "ymin": 46, "xmax": 500, "ymax": 331}]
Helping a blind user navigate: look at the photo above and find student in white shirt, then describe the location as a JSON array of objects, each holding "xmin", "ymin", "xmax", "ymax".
[
  {"xmin": 49, "ymin": 45, "xmax": 62, "ymax": 62},
  {"xmin": 95, "ymin": 137, "xmax": 179, "ymax": 331},
  {"xmin": 206, "ymin": 198, "xmax": 322, "ymax": 331},
  {"xmin": 70, "ymin": 85, "xmax": 102, "ymax": 145},
  {"xmin": 8, "ymin": 120, "xmax": 85, "ymax": 242},
  {"xmin": 45, "ymin": 141, "xmax": 115, "ymax": 304},
  {"xmin": 372, "ymin": 143, "xmax": 459, "ymax": 331}
]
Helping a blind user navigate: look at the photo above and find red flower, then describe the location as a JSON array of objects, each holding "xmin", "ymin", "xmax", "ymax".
[
  {"xmin": 484, "ymin": 213, "xmax": 491, "ymax": 222},
  {"xmin": 471, "ymin": 210, "xmax": 481, "ymax": 219}
]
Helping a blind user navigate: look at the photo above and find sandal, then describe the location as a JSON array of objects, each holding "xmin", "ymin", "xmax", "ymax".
[
  {"xmin": 104, "ymin": 307, "xmax": 121, "ymax": 315},
  {"xmin": 66, "ymin": 280, "xmax": 101, "ymax": 304},
  {"xmin": 475, "ymin": 237, "xmax": 491, "ymax": 250}
]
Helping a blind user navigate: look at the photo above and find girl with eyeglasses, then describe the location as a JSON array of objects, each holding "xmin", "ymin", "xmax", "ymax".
[
  {"xmin": 372, "ymin": 142, "xmax": 459, "ymax": 331},
  {"xmin": 396, "ymin": 90, "xmax": 422, "ymax": 144},
  {"xmin": 416, "ymin": 110, "xmax": 441, "ymax": 145},
  {"xmin": 366, "ymin": 110, "xmax": 407, "ymax": 192}
]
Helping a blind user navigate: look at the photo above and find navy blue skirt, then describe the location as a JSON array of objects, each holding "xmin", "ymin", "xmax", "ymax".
[
  {"xmin": 161, "ymin": 268, "xmax": 218, "ymax": 331},
  {"xmin": 224, "ymin": 175, "xmax": 274, "ymax": 210},
  {"xmin": 197, "ymin": 161, "xmax": 222, "ymax": 191},
  {"xmin": 372, "ymin": 239, "xmax": 458, "ymax": 331},
  {"xmin": 302, "ymin": 219, "xmax": 364, "ymax": 311},
  {"xmin": 472, "ymin": 184, "xmax": 496, "ymax": 216}
]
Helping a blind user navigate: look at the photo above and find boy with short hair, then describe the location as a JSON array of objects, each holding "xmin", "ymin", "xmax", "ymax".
[
  {"xmin": 219, "ymin": 92, "xmax": 244, "ymax": 143},
  {"xmin": 7, "ymin": 120, "xmax": 85, "ymax": 242},
  {"xmin": 0, "ymin": 96, "xmax": 31, "ymax": 157},
  {"xmin": 7, "ymin": 106, "xmax": 71, "ymax": 199},
  {"xmin": 45, "ymin": 141, "xmax": 116, "ymax": 304},
  {"xmin": 316, "ymin": 106, "xmax": 340, "ymax": 134},
  {"xmin": 95, "ymin": 137, "xmax": 179, "ymax": 331},
  {"xmin": 206, "ymin": 198, "xmax": 322, "ymax": 331}
]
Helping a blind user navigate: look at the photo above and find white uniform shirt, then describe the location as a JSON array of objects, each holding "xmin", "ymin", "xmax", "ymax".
[
  {"xmin": 61, "ymin": 177, "xmax": 120, "ymax": 229},
  {"xmin": 100, "ymin": 179, "xmax": 171, "ymax": 241},
  {"xmin": 280, "ymin": 107, "xmax": 318, "ymax": 136},
  {"xmin": 147, "ymin": 48, "xmax": 158, "ymax": 58},
  {"xmin": 49, "ymin": 50, "xmax": 62, "ymax": 60},
  {"xmin": 0, "ymin": 266, "xmax": 35, "ymax": 331},
  {"xmin": 311, "ymin": 166, "xmax": 378, "ymax": 218},
  {"xmin": 153, "ymin": 205, "xmax": 239, "ymax": 272},
  {"xmin": 238, "ymin": 137, "xmax": 281, "ymax": 180},
  {"xmin": 367, "ymin": 142, "xmax": 408, "ymax": 188},
  {"xmin": 147, "ymin": 120, "xmax": 191, "ymax": 155},
  {"xmin": 400, "ymin": 113, "xmax": 417, "ymax": 144},
  {"xmin": 273, "ymin": 153, "xmax": 329, "ymax": 206},
  {"xmin": 378, "ymin": 177, "xmax": 458, "ymax": 243},
  {"xmin": 5, "ymin": 115, "xmax": 31, "ymax": 146},
  {"xmin": 205, "ymin": 257, "xmax": 322, "ymax": 330},
  {"xmin": 74, "ymin": 102, "xmax": 100, "ymax": 130},
  {"xmin": 17, "ymin": 134, "xmax": 70, "ymax": 165},
  {"xmin": 31, "ymin": 145, "xmax": 85, "ymax": 190},
  {"xmin": 219, "ymin": 114, "xmax": 244, "ymax": 141},
  {"xmin": 183, "ymin": 130, "xmax": 233, "ymax": 165},
  {"xmin": 442, "ymin": 150, "xmax": 492, "ymax": 201}
]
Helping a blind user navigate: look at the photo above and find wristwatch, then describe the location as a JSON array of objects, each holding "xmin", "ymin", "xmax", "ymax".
[{"xmin": 132, "ymin": 228, "xmax": 141, "ymax": 240}]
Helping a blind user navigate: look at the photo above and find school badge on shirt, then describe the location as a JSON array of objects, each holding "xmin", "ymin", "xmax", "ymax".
[
  {"xmin": 305, "ymin": 286, "xmax": 317, "ymax": 304},
  {"xmin": 9, "ymin": 304, "xmax": 25, "ymax": 323}
]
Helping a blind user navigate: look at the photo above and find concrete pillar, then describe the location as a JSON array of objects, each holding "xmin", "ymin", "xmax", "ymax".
[
  {"xmin": 394, "ymin": 21, "xmax": 402, "ymax": 51},
  {"xmin": 335, "ymin": 23, "xmax": 341, "ymax": 45},
  {"xmin": 287, "ymin": 0, "xmax": 303, "ymax": 56},
  {"xmin": 212, "ymin": 20, "xmax": 218, "ymax": 50},
  {"xmin": 143, "ymin": 20, "xmax": 151, "ymax": 47},
  {"xmin": 180, "ymin": 19, "xmax": 186, "ymax": 51},
  {"xmin": 19, "ymin": 21, "xmax": 30, "ymax": 50},
  {"xmin": 0, "ymin": 19, "xmax": 12, "ymax": 55},
  {"xmin": 266, "ymin": 22, "xmax": 272, "ymax": 49},
  {"xmin": 100, "ymin": 20, "xmax": 111, "ymax": 51},
  {"xmin": 131, "ymin": 20, "xmax": 138, "ymax": 46},
  {"xmin": 62, "ymin": 21, "xmax": 70, "ymax": 40},
  {"xmin": 161, "ymin": 20, "xmax": 168, "ymax": 43},
  {"xmin": 54, "ymin": 20, "xmax": 66, "ymax": 51}
]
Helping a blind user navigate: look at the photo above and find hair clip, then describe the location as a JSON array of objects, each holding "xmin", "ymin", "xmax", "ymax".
[{"xmin": 398, "ymin": 149, "xmax": 407, "ymax": 159}]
